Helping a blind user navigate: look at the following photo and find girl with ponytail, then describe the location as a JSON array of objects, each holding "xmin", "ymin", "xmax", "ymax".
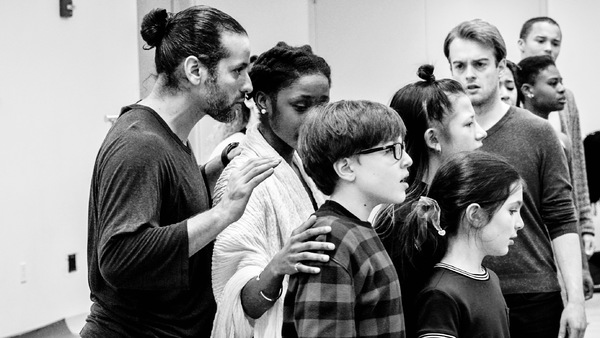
[
  {"xmin": 372, "ymin": 64, "xmax": 487, "ymax": 336},
  {"xmin": 411, "ymin": 151, "xmax": 524, "ymax": 338}
]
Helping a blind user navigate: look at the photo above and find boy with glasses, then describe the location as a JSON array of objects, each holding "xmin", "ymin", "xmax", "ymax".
[{"xmin": 282, "ymin": 100, "xmax": 412, "ymax": 337}]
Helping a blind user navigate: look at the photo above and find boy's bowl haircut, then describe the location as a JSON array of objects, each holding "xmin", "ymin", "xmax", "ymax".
[{"xmin": 298, "ymin": 100, "xmax": 406, "ymax": 195}]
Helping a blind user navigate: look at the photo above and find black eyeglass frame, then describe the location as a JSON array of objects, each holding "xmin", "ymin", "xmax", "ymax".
[{"xmin": 355, "ymin": 142, "xmax": 405, "ymax": 161}]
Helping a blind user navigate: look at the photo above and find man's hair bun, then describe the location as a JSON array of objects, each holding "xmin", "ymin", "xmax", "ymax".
[{"xmin": 140, "ymin": 8, "xmax": 170, "ymax": 49}]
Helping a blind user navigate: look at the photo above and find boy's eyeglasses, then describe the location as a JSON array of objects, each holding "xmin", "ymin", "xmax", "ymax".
[{"xmin": 356, "ymin": 142, "xmax": 405, "ymax": 161}]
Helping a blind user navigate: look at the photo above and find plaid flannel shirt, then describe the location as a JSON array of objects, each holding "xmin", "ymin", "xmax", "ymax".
[{"xmin": 282, "ymin": 200, "xmax": 405, "ymax": 337}]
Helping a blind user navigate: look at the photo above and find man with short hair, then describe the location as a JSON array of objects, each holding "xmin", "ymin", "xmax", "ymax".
[{"xmin": 444, "ymin": 19, "xmax": 587, "ymax": 338}]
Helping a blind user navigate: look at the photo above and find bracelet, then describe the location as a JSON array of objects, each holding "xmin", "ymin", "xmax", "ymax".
[
  {"xmin": 221, "ymin": 142, "xmax": 239, "ymax": 167},
  {"xmin": 256, "ymin": 274, "xmax": 282, "ymax": 302},
  {"xmin": 259, "ymin": 290, "xmax": 282, "ymax": 302}
]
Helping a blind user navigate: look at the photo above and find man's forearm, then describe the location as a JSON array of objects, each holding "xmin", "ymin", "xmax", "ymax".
[
  {"xmin": 187, "ymin": 204, "xmax": 233, "ymax": 256},
  {"xmin": 553, "ymin": 233, "xmax": 585, "ymax": 303}
]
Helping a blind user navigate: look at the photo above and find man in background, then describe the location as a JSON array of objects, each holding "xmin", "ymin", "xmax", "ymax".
[{"xmin": 444, "ymin": 19, "xmax": 586, "ymax": 338}]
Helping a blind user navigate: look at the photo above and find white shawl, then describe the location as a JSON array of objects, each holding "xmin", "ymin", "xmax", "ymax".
[{"xmin": 210, "ymin": 124, "xmax": 324, "ymax": 338}]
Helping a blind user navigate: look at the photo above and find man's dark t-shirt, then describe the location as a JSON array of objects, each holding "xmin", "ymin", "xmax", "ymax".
[{"xmin": 83, "ymin": 104, "xmax": 215, "ymax": 337}]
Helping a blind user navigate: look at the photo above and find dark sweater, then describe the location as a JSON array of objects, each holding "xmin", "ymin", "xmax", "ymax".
[{"xmin": 481, "ymin": 106, "xmax": 578, "ymax": 294}]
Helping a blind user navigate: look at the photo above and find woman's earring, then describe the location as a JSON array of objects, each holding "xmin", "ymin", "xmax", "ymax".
[{"xmin": 260, "ymin": 108, "xmax": 267, "ymax": 115}]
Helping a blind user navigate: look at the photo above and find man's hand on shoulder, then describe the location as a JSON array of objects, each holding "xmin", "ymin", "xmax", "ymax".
[{"xmin": 214, "ymin": 157, "xmax": 281, "ymax": 225}]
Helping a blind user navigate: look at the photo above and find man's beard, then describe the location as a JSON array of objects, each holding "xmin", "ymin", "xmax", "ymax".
[{"xmin": 204, "ymin": 75, "xmax": 238, "ymax": 123}]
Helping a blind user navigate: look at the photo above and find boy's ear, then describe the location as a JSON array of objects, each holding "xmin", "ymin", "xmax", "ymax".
[
  {"xmin": 332, "ymin": 157, "xmax": 356, "ymax": 183},
  {"xmin": 424, "ymin": 128, "xmax": 441, "ymax": 153},
  {"xmin": 183, "ymin": 55, "xmax": 208, "ymax": 86},
  {"xmin": 465, "ymin": 203, "xmax": 486, "ymax": 227}
]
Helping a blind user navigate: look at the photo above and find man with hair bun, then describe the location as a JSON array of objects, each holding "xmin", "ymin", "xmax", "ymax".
[
  {"xmin": 82, "ymin": 6, "xmax": 282, "ymax": 337},
  {"xmin": 444, "ymin": 18, "xmax": 587, "ymax": 338}
]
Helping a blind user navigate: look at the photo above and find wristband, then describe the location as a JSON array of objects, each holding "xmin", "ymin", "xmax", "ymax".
[{"xmin": 221, "ymin": 142, "xmax": 239, "ymax": 167}]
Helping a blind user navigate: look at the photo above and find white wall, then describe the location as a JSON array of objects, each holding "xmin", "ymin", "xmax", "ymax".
[
  {"xmin": 311, "ymin": 0, "xmax": 428, "ymax": 104},
  {"xmin": 548, "ymin": 0, "xmax": 600, "ymax": 137},
  {"xmin": 422, "ymin": 0, "xmax": 547, "ymax": 80},
  {"xmin": 311, "ymin": 0, "xmax": 546, "ymax": 104},
  {"xmin": 0, "ymin": 1, "xmax": 139, "ymax": 336},
  {"xmin": 310, "ymin": 0, "xmax": 599, "ymax": 137},
  {"xmin": 186, "ymin": 0, "xmax": 311, "ymax": 58}
]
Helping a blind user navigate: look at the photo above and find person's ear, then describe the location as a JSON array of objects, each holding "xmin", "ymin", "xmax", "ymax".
[
  {"xmin": 517, "ymin": 38, "xmax": 526, "ymax": 54},
  {"xmin": 465, "ymin": 203, "xmax": 486, "ymax": 227},
  {"xmin": 424, "ymin": 128, "xmax": 441, "ymax": 153},
  {"xmin": 183, "ymin": 56, "xmax": 208, "ymax": 86},
  {"xmin": 333, "ymin": 157, "xmax": 356, "ymax": 183},
  {"xmin": 521, "ymin": 83, "xmax": 534, "ymax": 99},
  {"xmin": 497, "ymin": 58, "xmax": 506, "ymax": 75},
  {"xmin": 255, "ymin": 91, "xmax": 271, "ymax": 116}
]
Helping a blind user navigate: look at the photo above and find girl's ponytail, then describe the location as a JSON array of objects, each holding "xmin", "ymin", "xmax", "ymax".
[
  {"xmin": 404, "ymin": 196, "xmax": 448, "ymax": 272},
  {"xmin": 413, "ymin": 196, "xmax": 444, "ymax": 237}
]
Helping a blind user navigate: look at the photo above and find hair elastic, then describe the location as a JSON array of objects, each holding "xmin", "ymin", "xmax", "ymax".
[
  {"xmin": 416, "ymin": 196, "xmax": 445, "ymax": 236},
  {"xmin": 221, "ymin": 142, "xmax": 239, "ymax": 167}
]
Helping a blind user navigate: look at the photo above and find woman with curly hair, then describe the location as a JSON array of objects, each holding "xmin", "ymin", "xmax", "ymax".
[{"xmin": 211, "ymin": 42, "xmax": 334, "ymax": 338}]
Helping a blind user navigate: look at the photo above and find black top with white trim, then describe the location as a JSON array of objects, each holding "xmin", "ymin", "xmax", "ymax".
[{"xmin": 415, "ymin": 263, "xmax": 509, "ymax": 338}]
